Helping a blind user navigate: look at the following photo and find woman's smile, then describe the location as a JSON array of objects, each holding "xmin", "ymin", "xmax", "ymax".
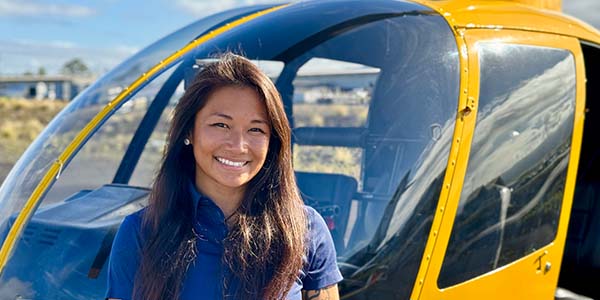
[{"xmin": 214, "ymin": 156, "xmax": 249, "ymax": 168}]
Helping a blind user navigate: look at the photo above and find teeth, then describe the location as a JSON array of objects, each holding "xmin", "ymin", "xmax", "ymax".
[{"xmin": 216, "ymin": 157, "xmax": 246, "ymax": 167}]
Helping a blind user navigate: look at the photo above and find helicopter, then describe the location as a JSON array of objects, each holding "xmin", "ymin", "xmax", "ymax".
[{"xmin": 0, "ymin": 0, "xmax": 598, "ymax": 299}]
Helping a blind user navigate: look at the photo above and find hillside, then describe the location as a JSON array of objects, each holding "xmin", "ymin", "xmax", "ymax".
[{"xmin": 0, "ymin": 98, "xmax": 67, "ymax": 184}]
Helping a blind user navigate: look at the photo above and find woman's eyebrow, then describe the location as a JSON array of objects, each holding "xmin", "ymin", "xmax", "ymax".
[
  {"xmin": 251, "ymin": 119, "xmax": 269, "ymax": 125},
  {"xmin": 209, "ymin": 112, "xmax": 269, "ymax": 125},
  {"xmin": 210, "ymin": 112, "xmax": 233, "ymax": 120}
]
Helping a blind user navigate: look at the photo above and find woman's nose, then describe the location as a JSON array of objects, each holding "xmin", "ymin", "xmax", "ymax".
[{"xmin": 226, "ymin": 130, "xmax": 247, "ymax": 152}]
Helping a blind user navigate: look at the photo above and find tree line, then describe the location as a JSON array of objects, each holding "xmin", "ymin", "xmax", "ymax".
[{"xmin": 22, "ymin": 58, "xmax": 90, "ymax": 76}]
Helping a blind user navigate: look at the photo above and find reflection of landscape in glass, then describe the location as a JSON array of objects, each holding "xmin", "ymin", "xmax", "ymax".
[{"xmin": 439, "ymin": 45, "xmax": 575, "ymax": 288}]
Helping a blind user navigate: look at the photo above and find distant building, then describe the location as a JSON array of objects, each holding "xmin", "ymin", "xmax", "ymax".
[
  {"xmin": 0, "ymin": 75, "xmax": 94, "ymax": 101},
  {"xmin": 293, "ymin": 71, "xmax": 379, "ymax": 104}
]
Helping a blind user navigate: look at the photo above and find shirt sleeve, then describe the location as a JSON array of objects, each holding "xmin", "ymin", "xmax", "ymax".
[
  {"xmin": 302, "ymin": 206, "xmax": 344, "ymax": 291},
  {"xmin": 105, "ymin": 212, "xmax": 144, "ymax": 300}
]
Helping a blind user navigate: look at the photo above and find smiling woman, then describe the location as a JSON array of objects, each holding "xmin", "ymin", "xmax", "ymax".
[
  {"xmin": 105, "ymin": 53, "xmax": 342, "ymax": 300},
  {"xmin": 189, "ymin": 85, "xmax": 271, "ymax": 218}
]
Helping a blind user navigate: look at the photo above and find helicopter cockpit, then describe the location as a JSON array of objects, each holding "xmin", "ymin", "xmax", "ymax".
[{"xmin": 0, "ymin": 1, "xmax": 461, "ymax": 299}]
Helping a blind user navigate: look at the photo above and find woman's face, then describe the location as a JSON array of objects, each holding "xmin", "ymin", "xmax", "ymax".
[{"xmin": 190, "ymin": 85, "xmax": 271, "ymax": 195}]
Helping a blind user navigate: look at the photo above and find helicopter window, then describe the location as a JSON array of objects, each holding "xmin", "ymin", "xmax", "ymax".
[
  {"xmin": 38, "ymin": 64, "xmax": 181, "ymax": 205},
  {"xmin": 439, "ymin": 44, "xmax": 576, "ymax": 288},
  {"xmin": 127, "ymin": 80, "xmax": 184, "ymax": 187},
  {"xmin": 292, "ymin": 58, "xmax": 376, "ymax": 184},
  {"xmin": 290, "ymin": 57, "xmax": 377, "ymax": 253}
]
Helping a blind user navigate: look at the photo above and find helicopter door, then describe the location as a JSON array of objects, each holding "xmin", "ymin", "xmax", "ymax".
[{"xmin": 417, "ymin": 30, "xmax": 584, "ymax": 300}]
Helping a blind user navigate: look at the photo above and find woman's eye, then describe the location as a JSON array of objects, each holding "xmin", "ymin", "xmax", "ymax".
[
  {"xmin": 211, "ymin": 123, "xmax": 228, "ymax": 128},
  {"xmin": 249, "ymin": 128, "xmax": 266, "ymax": 134}
]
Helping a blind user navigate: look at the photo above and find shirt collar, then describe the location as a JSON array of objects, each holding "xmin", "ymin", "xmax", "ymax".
[{"xmin": 187, "ymin": 180, "xmax": 226, "ymax": 224}]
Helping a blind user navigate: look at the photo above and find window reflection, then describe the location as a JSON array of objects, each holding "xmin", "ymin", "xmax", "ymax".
[{"xmin": 439, "ymin": 44, "xmax": 576, "ymax": 287}]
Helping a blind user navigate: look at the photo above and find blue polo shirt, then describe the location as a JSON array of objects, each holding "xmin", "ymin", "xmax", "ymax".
[{"xmin": 105, "ymin": 184, "xmax": 343, "ymax": 299}]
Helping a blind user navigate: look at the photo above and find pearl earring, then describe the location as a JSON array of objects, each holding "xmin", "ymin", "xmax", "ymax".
[{"xmin": 184, "ymin": 138, "xmax": 191, "ymax": 145}]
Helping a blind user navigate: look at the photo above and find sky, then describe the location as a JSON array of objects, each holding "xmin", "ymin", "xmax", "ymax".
[{"xmin": 0, "ymin": 0, "xmax": 598, "ymax": 76}]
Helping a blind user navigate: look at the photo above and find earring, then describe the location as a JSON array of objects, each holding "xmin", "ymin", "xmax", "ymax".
[{"xmin": 184, "ymin": 138, "xmax": 191, "ymax": 145}]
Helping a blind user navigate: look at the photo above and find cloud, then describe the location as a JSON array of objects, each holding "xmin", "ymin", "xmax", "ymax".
[
  {"xmin": 174, "ymin": 0, "xmax": 284, "ymax": 17},
  {"xmin": 0, "ymin": 0, "xmax": 94, "ymax": 17},
  {"xmin": 0, "ymin": 39, "xmax": 138, "ymax": 75},
  {"xmin": 48, "ymin": 40, "xmax": 77, "ymax": 49}
]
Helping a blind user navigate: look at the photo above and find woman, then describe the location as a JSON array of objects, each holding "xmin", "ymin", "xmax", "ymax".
[{"xmin": 105, "ymin": 53, "xmax": 342, "ymax": 300}]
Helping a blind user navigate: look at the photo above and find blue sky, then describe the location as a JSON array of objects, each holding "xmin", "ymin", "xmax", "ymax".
[
  {"xmin": 0, "ymin": 0, "xmax": 285, "ymax": 75},
  {"xmin": 0, "ymin": 0, "xmax": 598, "ymax": 76}
]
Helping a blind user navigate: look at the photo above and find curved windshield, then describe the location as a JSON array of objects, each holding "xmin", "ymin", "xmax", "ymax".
[
  {"xmin": 0, "ymin": 2, "xmax": 458, "ymax": 299},
  {"xmin": 0, "ymin": 4, "xmax": 276, "ymax": 234}
]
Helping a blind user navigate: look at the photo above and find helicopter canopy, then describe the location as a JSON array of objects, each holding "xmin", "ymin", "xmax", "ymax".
[{"xmin": 0, "ymin": 1, "xmax": 460, "ymax": 298}]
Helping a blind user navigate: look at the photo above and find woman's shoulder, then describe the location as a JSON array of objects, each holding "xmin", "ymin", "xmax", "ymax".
[
  {"xmin": 301, "ymin": 205, "xmax": 343, "ymax": 289},
  {"xmin": 304, "ymin": 205, "xmax": 327, "ymax": 234},
  {"xmin": 119, "ymin": 208, "xmax": 146, "ymax": 231},
  {"xmin": 303, "ymin": 205, "xmax": 333, "ymax": 247},
  {"xmin": 113, "ymin": 208, "xmax": 148, "ymax": 250},
  {"xmin": 106, "ymin": 209, "xmax": 146, "ymax": 298},
  {"xmin": 304, "ymin": 205, "xmax": 320, "ymax": 221}
]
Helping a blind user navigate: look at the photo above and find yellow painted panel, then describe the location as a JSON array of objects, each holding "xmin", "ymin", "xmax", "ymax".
[
  {"xmin": 416, "ymin": 29, "xmax": 586, "ymax": 300},
  {"xmin": 411, "ymin": 0, "xmax": 600, "ymax": 45},
  {"xmin": 504, "ymin": 0, "xmax": 561, "ymax": 11}
]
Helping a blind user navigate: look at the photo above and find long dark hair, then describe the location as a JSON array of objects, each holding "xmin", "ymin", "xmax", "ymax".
[{"xmin": 134, "ymin": 53, "xmax": 307, "ymax": 299}]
